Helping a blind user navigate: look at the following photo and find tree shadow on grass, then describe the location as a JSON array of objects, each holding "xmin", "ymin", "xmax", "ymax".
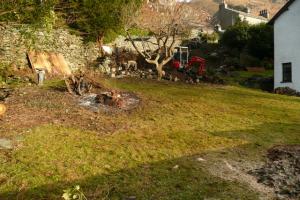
[
  {"xmin": 1, "ymin": 122, "xmax": 299, "ymax": 200},
  {"xmin": 0, "ymin": 154, "xmax": 259, "ymax": 200}
]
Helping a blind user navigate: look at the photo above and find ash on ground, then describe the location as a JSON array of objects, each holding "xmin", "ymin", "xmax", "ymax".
[
  {"xmin": 79, "ymin": 91, "xmax": 140, "ymax": 112},
  {"xmin": 249, "ymin": 145, "xmax": 300, "ymax": 199}
]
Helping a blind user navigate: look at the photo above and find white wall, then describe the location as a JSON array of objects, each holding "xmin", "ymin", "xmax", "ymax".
[
  {"xmin": 218, "ymin": 3, "xmax": 267, "ymax": 29},
  {"xmin": 239, "ymin": 15, "xmax": 268, "ymax": 25},
  {"xmin": 274, "ymin": 0, "xmax": 300, "ymax": 91}
]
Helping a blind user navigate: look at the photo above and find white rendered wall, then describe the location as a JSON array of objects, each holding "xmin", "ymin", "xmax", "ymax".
[
  {"xmin": 274, "ymin": 0, "xmax": 300, "ymax": 91},
  {"xmin": 239, "ymin": 15, "xmax": 267, "ymax": 25}
]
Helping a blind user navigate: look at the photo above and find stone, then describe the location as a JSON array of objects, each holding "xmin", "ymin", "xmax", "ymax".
[
  {"xmin": 0, "ymin": 25, "xmax": 99, "ymax": 71},
  {"xmin": 0, "ymin": 138, "xmax": 12, "ymax": 149},
  {"xmin": 196, "ymin": 157, "xmax": 205, "ymax": 162},
  {"xmin": 0, "ymin": 104, "xmax": 6, "ymax": 116},
  {"xmin": 173, "ymin": 165, "xmax": 179, "ymax": 169},
  {"xmin": 126, "ymin": 196, "xmax": 136, "ymax": 200}
]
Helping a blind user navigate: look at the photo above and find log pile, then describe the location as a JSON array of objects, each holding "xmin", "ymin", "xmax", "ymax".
[{"xmin": 65, "ymin": 72, "xmax": 93, "ymax": 96}]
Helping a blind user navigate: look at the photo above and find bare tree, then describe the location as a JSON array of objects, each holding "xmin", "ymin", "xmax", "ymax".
[{"xmin": 124, "ymin": 1, "xmax": 190, "ymax": 80}]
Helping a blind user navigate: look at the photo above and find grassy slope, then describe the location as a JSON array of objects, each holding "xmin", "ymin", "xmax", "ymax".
[
  {"xmin": 0, "ymin": 79, "xmax": 300, "ymax": 199},
  {"xmin": 222, "ymin": 70, "xmax": 274, "ymax": 85}
]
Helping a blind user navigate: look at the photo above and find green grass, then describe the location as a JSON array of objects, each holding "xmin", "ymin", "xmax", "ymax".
[
  {"xmin": 1, "ymin": 79, "xmax": 300, "ymax": 199},
  {"xmin": 222, "ymin": 70, "xmax": 273, "ymax": 86}
]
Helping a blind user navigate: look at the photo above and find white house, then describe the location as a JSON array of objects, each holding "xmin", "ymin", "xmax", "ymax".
[
  {"xmin": 270, "ymin": 0, "xmax": 300, "ymax": 91},
  {"xmin": 217, "ymin": 1, "xmax": 269, "ymax": 29}
]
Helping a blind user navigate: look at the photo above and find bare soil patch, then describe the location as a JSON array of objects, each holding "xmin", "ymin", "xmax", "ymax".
[
  {"xmin": 0, "ymin": 85, "xmax": 141, "ymax": 137},
  {"xmin": 250, "ymin": 145, "xmax": 300, "ymax": 200}
]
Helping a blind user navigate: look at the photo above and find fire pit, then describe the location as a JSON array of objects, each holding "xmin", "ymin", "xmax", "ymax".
[{"xmin": 79, "ymin": 90, "xmax": 140, "ymax": 112}]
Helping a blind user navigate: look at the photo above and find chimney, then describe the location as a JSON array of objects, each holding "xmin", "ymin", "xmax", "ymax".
[
  {"xmin": 219, "ymin": 0, "xmax": 228, "ymax": 10},
  {"xmin": 246, "ymin": 7, "xmax": 251, "ymax": 14},
  {"xmin": 259, "ymin": 9, "xmax": 269, "ymax": 19}
]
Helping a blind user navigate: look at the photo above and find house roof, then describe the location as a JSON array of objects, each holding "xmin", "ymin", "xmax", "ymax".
[
  {"xmin": 235, "ymin": 9, "xmax": 269, "ymax": 21},
  {"xmin": 269, "ymin": 0, "xmax": 297, "ymax": 25},
  {"xmin": 224, "ymin": 6, "xmax": 268, "ymax": 21}
]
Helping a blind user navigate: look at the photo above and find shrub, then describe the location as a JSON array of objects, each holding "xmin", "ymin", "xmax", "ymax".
[
  {"xmin": 221, "ymin": 20, "xmax": 250, "ymax": 50},
  {"xmin": 224, "ymin": 57, "xmax": 241, "ymax": 68},
  {"xmin": 199, "ymin": 32, "xmax": 220, "ymax": 43},
  {"xmin": 247, "ymin": 24, "xmax": 274, "ymax": 59},
  {"xmin": 221, "ymin": 22, "xmax": 274, "ymax": 60},
  {"xmin": 240, "ymin": 53, "xmax": 261, "ymax": 67}
]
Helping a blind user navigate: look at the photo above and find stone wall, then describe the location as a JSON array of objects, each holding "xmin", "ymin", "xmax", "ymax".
[
  {"xmin": 0, "ymin": 25, "xmax": 99, "ymax": 71},
  {"xmin": 110, "ymin": 35, "xmax": 182, "ymax": 53}
]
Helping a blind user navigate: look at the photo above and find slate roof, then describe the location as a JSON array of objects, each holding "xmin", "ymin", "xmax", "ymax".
[{"xmin": 269, "ymin": 0, "xmax": 297, "ymax": 25}]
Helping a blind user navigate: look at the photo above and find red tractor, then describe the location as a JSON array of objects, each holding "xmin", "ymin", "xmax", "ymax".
[{"xmin": 171, "ymin": 46, "xmax": 206, "ymax": 76}]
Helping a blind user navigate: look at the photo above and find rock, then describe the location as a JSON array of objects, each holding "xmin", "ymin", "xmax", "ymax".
[
  {"xmin": 196, "ymin": 157, "xmax": 205, "ymax": 162},
  {"xmin": 173, "ymin": 165, "xmax": 179, "ymax": 169},
  {"xmin": 0, "ymin": 104, "xmax": 6, "ymax": 116},
  {"xmin": 0, "ymin": 138, "xmax": 12, "ymax": 149},
  {"xmin": 0, "ymin": 25, "xmax": 99, "ymax": 71},
  {"xmin": 275, "ymin": 87, "xmax": 300, "ymax": 97},
  {"xmin": 126, "ymin": 196, "xmax": 136, "ymax": 200}
]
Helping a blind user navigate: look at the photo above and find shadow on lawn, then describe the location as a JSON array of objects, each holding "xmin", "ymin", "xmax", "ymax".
[
  {"xmin": 0, "ymin": 154, "xmax": 258, "ymax": 200},
  {"xmin": 1, "ymin": 122, "xmax": 299, "ymax": 200}
]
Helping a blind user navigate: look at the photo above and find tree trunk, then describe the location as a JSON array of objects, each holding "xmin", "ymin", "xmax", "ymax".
[
  {"xmin": 156, "ymin": 63, "xmax": 163, "ymax": 80},
  {"xmin": 97, "ymin": 33, "xmax": 104, "ymax": 57}
]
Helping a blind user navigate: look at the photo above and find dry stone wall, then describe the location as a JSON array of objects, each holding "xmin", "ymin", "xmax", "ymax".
[{"xmin": 0, "ymin": 25, "xmax": 99, "ymax": 71}]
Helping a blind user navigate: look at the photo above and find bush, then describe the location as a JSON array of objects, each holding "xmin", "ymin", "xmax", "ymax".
[
  {"xmin": 221, "ymin": 22, "xmax": 274, "ymax": 60},
  {"xmin": 224, "ymin": 57, "xmax": 241, "ymax": 68},
  {"xmin": 199, "ymin": 32, "xmax": 219, "ymax": 43},
  {"xmin": 247, "ymin": 24, "xmax": 274, "ymax": 59},
  {"xmin": 221, "ymin": 20, "xmax": 250, "ymax": 50},
  {"xmin": 260, "ymin": 59, "xmax": 273, "ymax": 70},
  {"xmin": 240, "ymin": 53, "xmax": 261, "ymax": 67}
]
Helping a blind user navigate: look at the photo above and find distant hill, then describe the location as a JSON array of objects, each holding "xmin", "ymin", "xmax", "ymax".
[
  {"xmin": 142, "ymin": 0, "xmax": 286, "ymax": 29},
  {"xmin": 189, "ymin": 0, "xmax": 285, "ymax": 19}
]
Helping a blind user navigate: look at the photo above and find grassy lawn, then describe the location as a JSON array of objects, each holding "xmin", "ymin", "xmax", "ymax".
[
  {"xmin": 221, "ymin": 70, "xmax": 274, "ymax": 86},
  {"xmin": 0, "ymin": 78, "xmax": 300, "ymax": 199}
]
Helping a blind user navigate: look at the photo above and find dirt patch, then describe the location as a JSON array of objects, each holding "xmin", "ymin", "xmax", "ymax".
[
  {"xmin": 203, "ymin": 157, "xmax": 275, "ymax": 200},
  {"xmin": 250, "ymin": 145, "xmax": 300, "ymax": 200},
  {"xmin": 0, "ymin": 86, "xmax": 140, "ymax": 137}
]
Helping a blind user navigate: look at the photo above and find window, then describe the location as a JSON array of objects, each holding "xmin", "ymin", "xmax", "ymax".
[{"xmin": 282, "ymin": 63, "xmax": 292, "ymax": 83}]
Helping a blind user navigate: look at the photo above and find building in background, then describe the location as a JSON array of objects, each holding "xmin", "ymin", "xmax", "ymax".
[
  {"xmin": 217, "ymin": 0, "xmax": 269, "ymax": 29},
  {"xmin": 269, "ymin": 0, "xmax": 300, "ymax": 91}
]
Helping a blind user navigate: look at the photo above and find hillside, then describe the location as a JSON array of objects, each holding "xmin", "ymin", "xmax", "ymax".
[
  {"xmin": 189, "ymin": 0, "xmax": 285, "ymax": 19},
  {"xmin": 144, "ymin": 0, "xmax": 285, "ymax": 29}
]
